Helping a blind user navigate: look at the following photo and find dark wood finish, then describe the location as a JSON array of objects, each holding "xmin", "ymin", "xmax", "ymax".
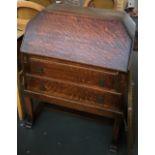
[
  {"xmin": 109, "ymin": 116, "xmax": 122, "ymax": 153},
  {"xmin": 20, "ymin": 4, "xmax": 135, "ymax": 152},
  {"xmin": 24, "ymin": 96, "xmax": 33, "ymax": 128},
  {"xmin": 21, "ymin": 4, "xmax": 134, "ymax": 72},
  {"xmin": 128, "ymin": 71, "xmax": 135, "ymax": 154},
  {"xmin": 28, "ymin": 57, "xmax": 120, "ymax": 91},
  {"xmin": 25, "ymin": 74, "xmax": 122, "ymax": 111}
]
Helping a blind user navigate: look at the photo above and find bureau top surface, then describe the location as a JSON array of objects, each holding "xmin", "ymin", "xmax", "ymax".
[{"xmin": 21, "ymin": 4, "xmax": 135, "ymax": 72}]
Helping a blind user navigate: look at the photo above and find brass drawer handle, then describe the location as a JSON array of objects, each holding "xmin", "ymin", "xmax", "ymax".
[
  {"xmin": 97, "ymin": 96, "xmax": 104, "ymax": 104},
  {"xmin": 35, "ymin": 66, "xmax": 44, "ymax": 74},
  {"xmin": 99, "ymin": 79, "xmax": 105, "ymax": 87},
  {"xmin": 39, "ymin": 83, "xmax": 46, "ymax": 91}
]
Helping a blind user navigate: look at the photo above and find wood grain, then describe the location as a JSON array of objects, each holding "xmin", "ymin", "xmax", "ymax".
[
  {"xmin": 84, "ymin": 0, "xmax": 127, "ymax": 11},
  {"xmin": 20, "ymin": 4, "xmax": 135, "ymax": 151},
  {"xmin": 28, "ymin": 57, "xmax": 119, "ymax": 91},
  {"xmin": 17, "ymin": 1, "xmax": 45, "ymax": 31},
  {"xmin": 21, "ymin": 4, "xmax": 132, "ymax": 72},
  {"xmin": 17, "ymin": 86, "xmax": 24, "ymax": 120},
  {"xmin": 24, "ymin": 90, "xmax": 123, "ymax": 118},
  {"xmin": 25, "ymin": 74, "xmax": 122, "ymax": 111}
]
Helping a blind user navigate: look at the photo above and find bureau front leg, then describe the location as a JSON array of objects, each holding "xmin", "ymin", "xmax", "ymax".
[
  {"xmin": 24, "ymin": 96, "xmax": 33, "ymax": 128},
  {"xmin": 109, "ymin": 116, "xmax": 122, "ymax": 153}
]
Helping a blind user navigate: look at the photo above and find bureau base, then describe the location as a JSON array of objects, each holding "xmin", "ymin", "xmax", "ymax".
[{"xmin": 24, "ymin": 92, "xmax": 123, "ymax": 153}]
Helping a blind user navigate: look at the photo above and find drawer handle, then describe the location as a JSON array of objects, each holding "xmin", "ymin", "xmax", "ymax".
[
  {"xmin": 40, "ymin": 83, "xmax": 46, "ymax": 91},
  {"xmin": 36, "ymin": 66, "xmax": 44, "ymax": 74},
  {"xmin": 97, "ymin": 96, "xmax": 104, "ymax": 104},
  {"xmin": 99, "ymin": 79, "xmax": 105, "ymax": 87}
]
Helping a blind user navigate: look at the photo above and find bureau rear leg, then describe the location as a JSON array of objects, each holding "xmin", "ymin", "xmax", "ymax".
[
  {"xmin": 109, "ymin": 117, "xmax": 122, "ymax": 153},
  {"xmin": 24, "ymin": 96, "xmax": 33, "ymax": 128}
]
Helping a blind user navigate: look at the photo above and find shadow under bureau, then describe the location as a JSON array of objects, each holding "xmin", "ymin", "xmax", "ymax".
[{"xmin": 20, "ymin": 4, "xmax": 135, "ymax": 153}]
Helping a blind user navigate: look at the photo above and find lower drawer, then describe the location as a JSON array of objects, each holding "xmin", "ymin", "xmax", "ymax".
[{"xmin": 25, "ymin": 75, "xmax": 122, "ymax": 110}]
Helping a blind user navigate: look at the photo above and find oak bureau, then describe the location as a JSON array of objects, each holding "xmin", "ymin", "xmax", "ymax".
[{"xmin": 20, "ymin": 4, "xmax": 136, "ymax": 152}]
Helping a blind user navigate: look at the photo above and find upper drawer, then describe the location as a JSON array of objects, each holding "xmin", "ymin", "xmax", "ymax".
[{"xmin": 26, "ymin": 57, "xmax": 119, "ymax": 91}]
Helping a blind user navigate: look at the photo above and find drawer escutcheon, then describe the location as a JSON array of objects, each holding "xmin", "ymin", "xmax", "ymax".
[
  {"xmin": 99, "ymin": 79, "xmax": 105, "ymax": 87},
  {"xmin": 97, "ymin": 96, "xmax": 104, "ymax": 104},
  {"xmin": 39, "ymin": 82, "xmax": 46, "ymax": 91},
  {"xmin": 35, "ymin": 66, "xmax": 44, "ymax": 74}
]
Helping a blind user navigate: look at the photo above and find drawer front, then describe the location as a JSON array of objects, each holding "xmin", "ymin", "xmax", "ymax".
[
  {"xmin": 28, "ymin": 57, "xmax": 119, "ymax": 91},
  {"xmin": 25, "ymin": 75, "xmax": 122, "ymax": 110}
]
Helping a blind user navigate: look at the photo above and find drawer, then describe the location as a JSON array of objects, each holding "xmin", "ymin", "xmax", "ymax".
[
  {"xmin": 25, "ymin": 75, "xmax": 122, "ymax": 110},
  {"xmin": 27, "ymin": 57, "xmax": 119, "ymax": 91}
]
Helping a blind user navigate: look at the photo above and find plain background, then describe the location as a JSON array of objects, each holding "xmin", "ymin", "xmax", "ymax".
[{"xmin": 0, "ymin": 0, "xmax": 154, "ymax": 155}]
